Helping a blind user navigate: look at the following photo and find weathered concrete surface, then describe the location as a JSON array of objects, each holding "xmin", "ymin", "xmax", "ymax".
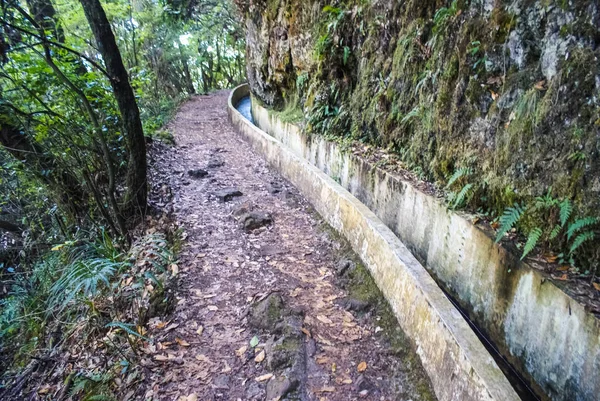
[
  {"xmin": 234, "ymin": 84, "xmax": 600, "ymax": 401},
  {"xmin": 229, "ymin": 84, "xmax": 519, "ymax": 401}
]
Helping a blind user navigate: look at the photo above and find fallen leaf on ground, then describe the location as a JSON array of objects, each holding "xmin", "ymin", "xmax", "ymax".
[
  {"xmin": 187, "ymin": 394, "xmax": 198, "ymax": 401},
  {"xmin": 37, "ymin": 386, "xmax": 52, "ymax": 394},
  {"xmin": 207, "ymin": 305, "xmax": 218, "ymax": 311},
  {"xmin": 255, "ymin": 373, "xmax": 274, "ymax": 382},
  {"xmin": 154, "ymin": 355, "xmax": 169, "ymax": 362},
  {"xmin": 593, "ymin": 282, "xmax": 600, "ymax": 291},
  {"xmin": 170, "ymin": 263, "xmax": 179, "ymax": 275},
  {"xmin": 196, "ymin": 326, "xmax": 204, "ymax": 335},
  {"xmin": 301, "ymin": 327, "xmax": 312, "ymax": 337},
  {"xmin": 255, "ymin": 350, "xmax": 265, "ymax": 362},
  {"xmin": 316, "ymin": 355, "xmax": 329, "ymax": 364},
  {"xmin": 176, "ymin": 338, "xmax": 190, "ymax": 347},
  {"xmin": 314, "ymin": 386, "xmax": 335, "ymax": 393},
  {"xmin": 317, "ymin": 315, "xmax": 333, "ymax": 325},
  {"xmin": 250, "ymin": 335, "xmax": 259, "ymax": 348},
  {"xmin": 195, "ymin": 354, "xmax": 210, "ymax": 362},
  {"xmin": 357, "ymin": 361, "xmax": 367, "ymax": 372},
  {"xmin": 165, "ymin": 323, "xmax": 179, "ymax": 331},
  {"xmin": 236, "ymin": 345, "xmax": 248, "ymax": 357}
]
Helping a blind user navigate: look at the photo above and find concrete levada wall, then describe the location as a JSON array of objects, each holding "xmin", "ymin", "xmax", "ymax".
[
  {"xmin": 228, "ymin": 85, "xmax": 600, "ymax": 401},
  {"xmin": 228, "ymin": 85, "xmax": 520, "ymax": 401}
]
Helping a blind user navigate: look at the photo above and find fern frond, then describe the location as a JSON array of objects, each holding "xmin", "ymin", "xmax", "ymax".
[
  {"xmin": 521, "ymin": 228, "xmax": 542, "ymax": 260},
  {"xmin": 452, "ymin": 183, "xmax": 474, "ymax": 209},
  {"xmin": 50, "ymin": 258, "xmax": 120, "ymax": 310},
  {"xmin": 446, "ymin": 167, "xmax": 471, "ymax": 189},
  {"xmin": 559, "ymin": 199, "xmax": 573, "ymax": 227},
  {"xmin": 549, "ymin": 225, "xmax": 561, "ymax": 241},
  {"xmin": 495, "ymin": 203, "xmax": 525, "ymax": 243},
  {"xmin": 401, "ymin": 106, "xmax": 421, "ymax": 124},
  {"xmin": 567, "ymin": 217, "xmax": 599, "ymax": 240},
  {"xmin": 569, "ymin": 231, "xmax": 595, "ymax": 255}
]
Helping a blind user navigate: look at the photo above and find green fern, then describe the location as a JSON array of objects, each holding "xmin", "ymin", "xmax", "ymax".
[
  {"xmin": 446, "ymin": 167, "xmax": 472, "ymax": 189},
  {"xmin": 50, "ymin": 258, "xmax": 120, "ymax": 309},
  {"xmin": 401, "ymin": 106, "xmax": 422, "ymax": 124},
  {"xmin": 452, "ymin": 183, "xmax": 474, "ymax": 209},
  {"xmin": 549, "ymin": 225, "xmax": 561, "ymax": 240},
  {"xmin": 569, "ymin": 231, "xmax": 595, "ymax": 255},
  {"xmin": 567, "ymin": 217, "xmax": 599, "ymax": 240},
  {"xmin": 559, "ymin": 199, "xmax": 573, "ymax": 227},
  {"xmin": 495, "ymin": 203, "xmax": 525, "ymax": 243},
  {"xmin": 521, "ymin": 228, "xmax": 542, "ymax": 260}
]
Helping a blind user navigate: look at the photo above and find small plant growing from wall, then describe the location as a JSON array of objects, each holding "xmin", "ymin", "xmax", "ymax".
[{"xmin": 494, "ymin": 191, "xmax": 599, "ymax": 273}]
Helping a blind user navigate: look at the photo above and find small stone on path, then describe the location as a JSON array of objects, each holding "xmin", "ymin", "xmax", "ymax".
[
  {"xmin": 214, "ymin": 188, "xmax": 243, "ymax": 202},
  {"xmin": 188, "ymin": 169, "xmax": 208, "ymax": 178},
  {"xmin": 240, "ymin": 212, "xmax": 272, "ymax": 231}
]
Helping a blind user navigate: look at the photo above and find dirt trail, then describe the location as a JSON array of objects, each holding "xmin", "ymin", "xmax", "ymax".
[{"xmin": 142, "ymin": 91, "xmax": 435, "ymax": 401}]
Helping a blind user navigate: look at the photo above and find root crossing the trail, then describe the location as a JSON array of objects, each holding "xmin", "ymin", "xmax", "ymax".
[{"xmin": 141, "ymin": 91, "xmax": 435, "ymax": 401}]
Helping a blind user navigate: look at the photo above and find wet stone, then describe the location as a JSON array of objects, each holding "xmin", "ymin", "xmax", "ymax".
[
  {"xmin": 248, "ymin": 294, "xmax": 285, "ymax": 331},
  {"xmin": 241, "ymin": 212, "xmax": 273, "ymax": 231},
  {"xmin": 339, "ymin": 297, "xmax": 370, "ymax": 312},
  {"xmin": 188, "ymin": 168, "xmax": 208, "ymax": 178},
  {"xmin": 207, "ymin": 159, "xmax": 225, "ymax": 168},
  {"xmin": 266, "ymin": 376, "xmax": 297, "ymax": 401},
  {"xmin": 212, "ymin": 375, "xmax": 230, "ymax": 390},
  {"xmin": 269, "ymin": 181, "xmax": 284, "ymax": 194},
  {"xmin": 232, "ymin": 202, "xmax": 253, "ymax": 217},
  {"xmin": 214, "ymin": 188, "xmax": 243, "ymax": 202},
  {"xmin": 336, "ymin": 259, "xmax": 356, "ymax": 277}
]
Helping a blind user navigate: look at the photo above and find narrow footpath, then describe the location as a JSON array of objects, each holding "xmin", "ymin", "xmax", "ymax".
[{"xmin": 141, "ymin": 91, "xmax": 435, "ymax": 401}]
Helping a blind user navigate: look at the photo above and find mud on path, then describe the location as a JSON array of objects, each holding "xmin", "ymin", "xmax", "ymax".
[{"xmin": 141, "ymin": 91, "xmax": 436, "ymax": 401}]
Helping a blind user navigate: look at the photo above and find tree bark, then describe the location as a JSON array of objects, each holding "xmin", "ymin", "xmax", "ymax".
[{"xmin": 79, "ymin": 0, "xmax": 147, "ymax": 220}]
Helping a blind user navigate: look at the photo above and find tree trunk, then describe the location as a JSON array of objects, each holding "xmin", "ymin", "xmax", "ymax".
[
  {"xmin": 179, "ymin": 45, "xmax": 195, "ymax": 94},
  {"xmin": 79, "ymin": 0, "xmax": 147, "ymax": 220}
]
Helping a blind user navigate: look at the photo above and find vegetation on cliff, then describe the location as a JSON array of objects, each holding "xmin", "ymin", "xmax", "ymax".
[{"xmin": 241, "ymin": 0, "xmax": 600, "ymax": 274}]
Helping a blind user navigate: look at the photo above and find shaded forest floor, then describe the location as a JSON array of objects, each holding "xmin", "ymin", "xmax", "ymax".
[{"xmin": 138, "ymin": 91, "xmax": 436, "ymax": 400}]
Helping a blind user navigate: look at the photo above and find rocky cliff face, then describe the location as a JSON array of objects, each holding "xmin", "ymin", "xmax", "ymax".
[{"xmin": 242, "ymin": 0, "xmax": 600, "ymax": 215}]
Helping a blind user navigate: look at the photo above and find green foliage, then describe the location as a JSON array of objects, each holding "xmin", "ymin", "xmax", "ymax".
[
  {"xmin": 0, "ymin": 230, "xmax": 176, "ymax": 395},
  {"xmin": 495, "ymin": 203, "xmax": 525, "ymax": 242},
  {"xmin": 494, "ymin": 194, "xmax": 599, "ymax": 267},
  {"xmin": 569, "ymin": 231, "xmax": 595, "ymax": 255},
  {"xmin": 445, "ymin": 167, "xmax": 477, "ymax": 210},
  {"xmin": 51, "ymin": 257, "xmax": 122, "ymax": 309},
  {"xmin": 522, "ymin": 228, "xmax": 542, "ymax": 259},
  {"xmin": 567, "ymin": 217, "xmax": 599, "ymax": 240}
]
